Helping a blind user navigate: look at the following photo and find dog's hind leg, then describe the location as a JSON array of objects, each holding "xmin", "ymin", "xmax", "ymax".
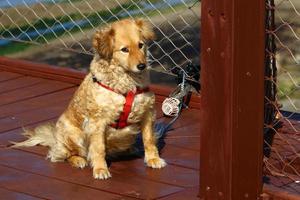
[
  {"xmin": 48, "ymin": 114, "xmax": 88, "ymax": 169},
  {"xmin": 48, "ymin": 129, "xmax": 88, "ymax": 169},
  {"xmin": 65, "ymin": 131, "xmax": 88, "ymax": 169}
]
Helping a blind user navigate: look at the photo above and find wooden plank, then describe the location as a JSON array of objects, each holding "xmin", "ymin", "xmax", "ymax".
[
  {"xmin": 0, "ymin": 187, "xmax": 42, "ymax": 200},
  {"xmin": 0, "ymin": 56, "xmax": 85, "ymax": 85},
  {"xmin": 0, "ymin": 87, "xmax": 76, "ymax": 119},
  {"xmin": 1, "ymin": 128, "xmax": 199, "ymax": 187},
  {"xmin": 158, "ymin": 108, "xmax": 200, "ymax": 130},
  {"xmin": 0, "ymin": 103, "xmax": 160, "ymax": 147},
  {"xmin": 112, "ymin": 159, "xmax": 198, "ymax": 188},
  {"xmin": 14, "ymin": 121, "xmax": 199, "ymax": 171},
  {"xmin": 166, "ymin": 123, "xmax": 200, "ymax": 136},
  {"xmin": 13, "ymin": 146, "xmax": 49, "ymax": 157},
  {"xmin": 2, "ymin": 141, "xmax": 198, "ymax": 189},
  {"xmin": 174, "ymin": 109, "xmax": 200, "ymax": 129},
  {"xmin": 0, "ymin": 71, "xmax": 23, "ymax": 82},
  {"xmin": 0, "ymin": 129, "xmax": 32, "ymax": 148},
  {"xmin": 0, "ymin": 56, "xmax": 201, "ymax": 108},
  {"xmin": 0, "ymin": 120, "xmax": 56, "ymax": 148},
  {"xmin": 0, "ymin": 126, "xmax": 199, "ymax": 187},
  {"xmin": 1, "ymin": 128, "xmax": 200, "ymax": 171},
  {"xmin": 200, "ymin": 0, "xmax": 265, "ymax": 199},
  {"xmin": 165, "ymin": 123, "xmax": 200, "ymax": 151},
  {"xmin": 162, "ymin": 145, "xmax": 199, "ymax": 170},
  {"xmin": 160, "ymin": 187, "xmax": 199, "ymax": 200},
  {"xmin": 0, "ymin": 134, "xmax": 21, "ymax": 148},
  {"xmin": 0, "ymin": 149, "xmax": 183, "ymax": 199},
  {"xmin": 0, "ymin": 101, "xmax": 68, "ymax": 133},
  {"xmin": 0, "ymin": 97, "xmax": 160, "ymax": 135},
  {"xmin": 0, "ymin": 165, "xmax": 129, "ymax": 200},
  {"xmin": 0, "ymin": 76, "xmax": 44, "ymax": 94},
  {"xmin": 0, "ymin": 79, "xmax": 74, "ymax": 106},
  {"xmin": 166, "ymin": 137, "xmax": 200, "ymax": 151}
]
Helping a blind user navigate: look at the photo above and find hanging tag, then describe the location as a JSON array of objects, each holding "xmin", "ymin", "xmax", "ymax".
[{"xmin": 162, "ymin": 97, "xmax": 180, "ymax": 117}]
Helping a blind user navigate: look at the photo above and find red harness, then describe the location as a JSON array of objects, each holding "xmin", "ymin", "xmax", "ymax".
[{"xmin": 94, "ymin": 79, "xmax": 149, "ymax": 129}]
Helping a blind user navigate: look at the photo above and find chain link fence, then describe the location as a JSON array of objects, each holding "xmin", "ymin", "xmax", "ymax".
[
  {"xmin": 5, "ymin": 0, "xmax": 300, "ymax": 195},
  {"xmin": 264, "ymin": 0, "xmax": 300, "ymax": 195},
  {"xmin": 0, "ymin": 0, "xmax": 200, "ymax": 85}
]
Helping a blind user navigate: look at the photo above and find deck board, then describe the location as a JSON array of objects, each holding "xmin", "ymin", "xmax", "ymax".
[
  {"xmin": 0, "ymin": 120, "xmax": 56, "ymax": 148},
  {"xmin": 0, "ymin": 101, "xmax": 68, "ymax": 133},
  {"xmin": 0, "ymin": 188, "xmax": 43, "ymax": 200},
  {"xmin": 159, "ymin": 187, "xmax": 199, "ymax": 200},
  {"xmin": 0, "ymin": 165, "xmax": 130, "ymax": 200},
  {"xmin": 0, "ymin": 79, "xmax": 74, "ymax": 106},
  {"xmin": 0, "ymin": 76, "xmax": 43, "ymax": 94},
  {"xmin": 0, "ymin": 71, "xmax": 23, "ymax": 82},
  {"xmin": 0, "ymin": 149, "xmax": 183, "ymax": 199},
  {"xmin": 111, "ymin": 159, "xmax": 198, "ymax": 188},
  {"xmin": 161, "ymin": 145, "xmax": 199, "ymax": 170},
  {"xmin": 165, "ymin": 124, "xmax": 200, "ymax": 151},
  {"xmin": 2, "ymin": 58, "xmax": 299, "ymax": 199},
  {"xmin": 0, "ymin": 87, "xmax": 76, "ymax": 119},
  {"xmin": 0, "ymin": 67, "xmax": 201, "ymax": 199}
]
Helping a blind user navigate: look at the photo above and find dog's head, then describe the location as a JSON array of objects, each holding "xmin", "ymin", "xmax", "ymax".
[{"xmin": 93, "ymin": 19, "xmax": 155, "ymax": 73}]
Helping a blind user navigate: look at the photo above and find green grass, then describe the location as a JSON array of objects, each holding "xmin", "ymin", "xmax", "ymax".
[
  {"xmin": 277, "ymin": 68, "xmax": 300, "ymax": 101},
  {"xmin": 0, "ymin": 42, "xmax": 31, "ymax": 56}
]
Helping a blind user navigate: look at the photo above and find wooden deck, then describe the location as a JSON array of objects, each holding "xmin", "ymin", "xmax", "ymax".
[
  {"xmin": 1, "ymin": 57, "xmax": 300, "ymax": 199},
  {"xmin": 0, "ymin": 59, "xmax": 200, "ymax": 200}
]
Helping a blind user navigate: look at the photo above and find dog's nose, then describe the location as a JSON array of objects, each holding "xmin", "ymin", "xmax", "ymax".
[{"xmin": 137, "ymin": 63, "xmax": 146, "ymax": 71}]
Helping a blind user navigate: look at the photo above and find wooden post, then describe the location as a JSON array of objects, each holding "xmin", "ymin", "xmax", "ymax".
[{"xmin": 199, "ymin": 0, "xmax": 265, "ymax": 199}]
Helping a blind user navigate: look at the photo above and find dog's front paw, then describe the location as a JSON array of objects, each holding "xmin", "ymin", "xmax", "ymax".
[
  {"xmin": 146, "ymin": 158, "xmax": 167, "ymax": 169},
  {"xmin": 93, "ymin": 168, "xmax": 112, "ymax": 180}
]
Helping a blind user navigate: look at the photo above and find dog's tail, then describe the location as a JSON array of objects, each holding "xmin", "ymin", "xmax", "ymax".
[{"xmin": 11, "ymin": 123, "xmax": 56, "ymax": 148}]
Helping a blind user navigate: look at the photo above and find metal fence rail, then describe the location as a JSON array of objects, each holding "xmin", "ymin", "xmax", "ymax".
[
  {"xmin": 0, "ymin": 0, "xmax": 200, "ymax": 81},
  {"xmin": 264, "ymin": 0, "xmax": 300, "ymax": 194}
]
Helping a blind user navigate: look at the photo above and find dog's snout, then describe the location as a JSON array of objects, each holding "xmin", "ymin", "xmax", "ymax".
[{"xmin": 137, "ymin": 63, "xmax": 146, "ymax": 71}]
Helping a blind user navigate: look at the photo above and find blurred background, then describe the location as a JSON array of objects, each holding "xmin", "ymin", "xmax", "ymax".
[
  {"xmin": 274, "ymin": 0, "xmax": 300, "ymax": 112},
  {"xmin": 0, "ymin": 0, "xmax": 200, "ymax": 86}
]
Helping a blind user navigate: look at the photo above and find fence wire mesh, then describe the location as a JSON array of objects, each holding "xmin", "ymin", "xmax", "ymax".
[
  {"xmin": 264, "ymin": 0, "xmax": 300, "ymax": 194},
  {"xmin": 0, "ymin": 0, "xmax": 200, "ymax": 84},
  {"xmin": 6, "ymin": 0, "xmax": 300, "ymax": 195}
]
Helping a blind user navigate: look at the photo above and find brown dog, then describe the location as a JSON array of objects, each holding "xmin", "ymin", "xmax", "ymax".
[{"xmin": 13, "ymin": 19, "xmax": 166, "ymax": 179}]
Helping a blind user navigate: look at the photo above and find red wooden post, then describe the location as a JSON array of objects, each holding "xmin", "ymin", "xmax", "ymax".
[{"xmin": 200, "ymin": 0, "xmax": 265, "ymax": 199}]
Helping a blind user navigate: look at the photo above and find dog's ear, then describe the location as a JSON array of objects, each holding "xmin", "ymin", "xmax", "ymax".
[
  {"xmin": 93, "ymin": 26, "xmax": 115, "ymax": 60},
  {"xmin": 135, "ymin": 19, "xmax": 156, "ymax": 41}
]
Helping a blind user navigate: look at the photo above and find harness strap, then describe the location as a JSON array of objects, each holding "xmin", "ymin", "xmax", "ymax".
[
  {"xmin": 93, "ymin": 75, "xmax": 149, "ymax": 129},
  {"xmin": 111, "ymin": 91, "xmax": 135, "ymax": 129},
  {"xmin": 96, "ymin": 81, "xmax": 116, "ymax": 93}
]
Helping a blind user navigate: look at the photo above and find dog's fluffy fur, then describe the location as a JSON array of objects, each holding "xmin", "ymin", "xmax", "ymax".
[{"xmin": 13, "ymin": 19, "xmax": 166, "ymax": 179}]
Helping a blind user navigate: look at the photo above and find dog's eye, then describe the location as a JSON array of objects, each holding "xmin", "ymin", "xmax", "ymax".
[
  {"xmin": 121, "ymin": 47, "xmax": 129, "ymax": 53},
  {"xmin": 138, "ymin": 43, "xmax": 144, "ymax": 49}
]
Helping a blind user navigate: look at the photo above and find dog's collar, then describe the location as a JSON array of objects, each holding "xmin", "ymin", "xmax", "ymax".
[{"xmin": 92, "ymin": 74, "xmax": 149, "ymax": 129}]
